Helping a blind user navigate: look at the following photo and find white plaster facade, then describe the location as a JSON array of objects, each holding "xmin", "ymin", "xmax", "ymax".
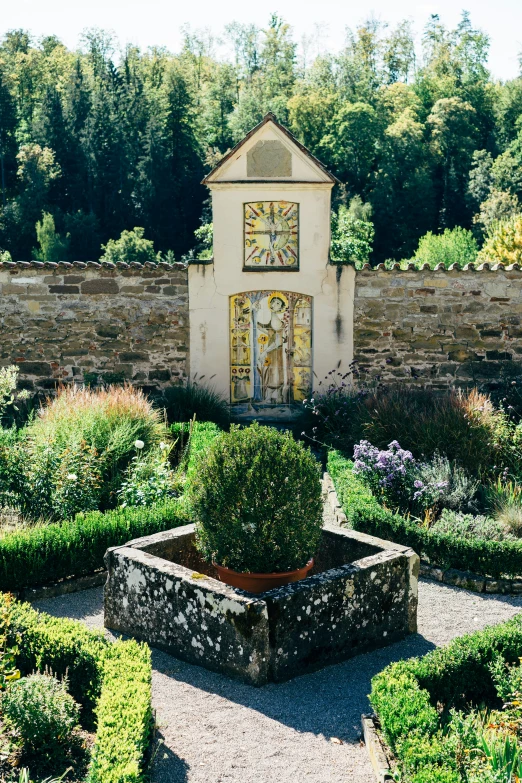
[{"xmin": 188, "ymin": 114, "xmax": 355, "ymax": 412}]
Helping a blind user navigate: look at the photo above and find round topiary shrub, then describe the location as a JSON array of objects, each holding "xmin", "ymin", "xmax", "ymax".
[
  {"xmin": 1, "ymin": 672, "xmax": 80, "ymax": 756},
  {"xmin": 188, "ymin": 422, "xmax": 323, "ymax": 573}
]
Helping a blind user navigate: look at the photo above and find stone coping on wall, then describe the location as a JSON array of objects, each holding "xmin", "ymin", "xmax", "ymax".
[
  {"xmin": 357, "ymin": 262, "xmax": 522, "ymax": 272},
  {"xmin": 0, "ymin": 260, "xmax": 188, "ymax": 271},
  {"xmin": 1, "ymin": 260, "xmax": 521, "ymax": 272}
]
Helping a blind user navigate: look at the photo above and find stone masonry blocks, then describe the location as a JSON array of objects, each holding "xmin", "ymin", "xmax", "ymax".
[
  {"xmin": 0, "ymin": 265, "xmax": 189, "ymax": 392},
  {"xmin": 353, "ymin": 267, "xmax": 522, "ymax": 387}
]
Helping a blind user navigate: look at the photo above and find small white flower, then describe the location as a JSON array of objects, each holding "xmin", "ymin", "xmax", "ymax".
[
  {"xmin": 67, "ymin": 473, "xmax": 78, "ymax": 482},
  {"xmin": 159, "ymin": 441, "xmax": 167, "ymax": 450},
  {"xmin": 135, "ymin": 439, "xmax": 145, "ymax": 450}
]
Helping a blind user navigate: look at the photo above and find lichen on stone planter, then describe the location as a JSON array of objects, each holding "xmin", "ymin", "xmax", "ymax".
[{"xmin": 104, "ymin": 521, "xmax": 419, "ymax": 686}]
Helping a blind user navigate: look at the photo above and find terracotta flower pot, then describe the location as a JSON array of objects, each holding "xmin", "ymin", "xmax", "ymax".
[{"xmin": 213, "ymin": 559, "xmax": 314, "ymax": 593}]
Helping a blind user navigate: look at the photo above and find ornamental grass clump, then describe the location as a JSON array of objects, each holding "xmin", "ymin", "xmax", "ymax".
[
  {"xmin": 17, "ymin": 384, "xmax": 168, "ymax": 517},
  {"xmin": 188, "ymin": 422, "xmax": 323, "ymax": 574}
]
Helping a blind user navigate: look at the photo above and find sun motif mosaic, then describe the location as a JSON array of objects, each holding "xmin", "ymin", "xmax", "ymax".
[{"xmin": 244, "ymin": 201, "xmax": 299, "ymax": 270}]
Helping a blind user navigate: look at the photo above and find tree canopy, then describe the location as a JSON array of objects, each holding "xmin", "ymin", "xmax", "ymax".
[{"xmin": 0, "ymin": 13, "xmax": 521, "ymax": 263}]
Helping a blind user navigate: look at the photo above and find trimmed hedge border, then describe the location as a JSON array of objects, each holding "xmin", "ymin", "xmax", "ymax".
[
  {"xmin": 327, "ymin": 450, "xmax": 522, "ymax": 586},
  {"xmin": 0, "ymin": 499, "xmax": 187, "ymax": 593},
  {"xmin": 5, "ymin": 594, "xmax": 152, "ymax": 782},
  {"xmin": 369, "ymin": 613, "xmax": 522, "ymax": 783}
]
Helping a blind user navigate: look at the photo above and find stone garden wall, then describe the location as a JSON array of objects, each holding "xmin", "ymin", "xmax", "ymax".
[
  {"xmin": 353, "ymin": 263, "xmax": 522, "ymax": 388},
  {"xmin": 0, "ymin": 260, "xmax": 189, "ymax": 393},
  {"xmin": 2, "ymin": 259, "xmax": 522, "ymax": 394}
]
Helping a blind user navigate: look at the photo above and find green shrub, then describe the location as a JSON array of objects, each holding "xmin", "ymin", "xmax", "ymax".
[
  {"xmin": 3, "ymin": 594, "xmax": 152, "ymax": 781},
  {"xmin": 0, "ymin": 425, "xmax": 26, "ymax": 506},
  {"xmin": 305, "ymin": 384, "xmax": 517, "ymax": 478},
  {"xmin": 0, "ymin": 498, "xmax": 186, "ymax": 592},
  {"xmin": 118, "ymin": 442, "xmax": 179, "ymax": 507},
  {"xmin": 408, "ymin": 226, "xmax": 478, "ymax": 269},
  {"xmin": 171, "ymin": 420, "xmax": 222, "ymax": 483},
  {"xmin": 328, "ymin": 451, "xmax": 522, "ymax": 578},
  {"xmin": 32, "ymin": 212, "xmax": 69, "ymax": 263},
  {"xmin": 330, "ymin": 197, "xmax": 374, "ymax": 267},
  {"xmin": 370, "ymin": 614, "xmax": 522, "ymax": 781},
  {"xmin": 0, "ymin": 366, "xmax": 29, "ymax": 420},
  {"xmin": 7, "ymin": 598, "xmax": 106, "ymax": 716},
  {"xmin": 301, "ymin": 368, "xmax": 367, "ymax": 454},
  {"xmin": 2, "ymin": 672, "xmax": 80, "ymax": 755},
  {"xmin": 430, "ymin": 509, "xmax": 511, "ymax": 541},
  {"xmin": 478, "ymin": 213, "xmax": 522, "ymax": 265},
  {"xmin": 160, "ymin": 381, "xmax": 230, "ymax": 428},
  {"xmin": 189, "ymin": 423, "xmax": 323, "ymax": 573},
  {"xmin": 100, "ymin": 227, "xmax": 158, "ymax": 265},
  {"xmin": 20, "ymin": 384, "xmax": 168, "ymax": 516},
  {"xmin": 359, "ymin": 387, "xmax": 513, "ymax": 476}
]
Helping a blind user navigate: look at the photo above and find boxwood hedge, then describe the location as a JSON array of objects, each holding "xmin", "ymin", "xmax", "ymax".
[
  {"xmin": 370, "ymin": 614, "xmax": 522, "ymax": 782},
  {"xmin": 5, "ymin": 594, "xmax": 152, "ymax": 782},
  {"xmin": 327, "ymin": 450, "xmax": 522, "ymax": 579},
  {"xmin": 0, "ymin": 499, "xmax": 187, "ymax": 593}
]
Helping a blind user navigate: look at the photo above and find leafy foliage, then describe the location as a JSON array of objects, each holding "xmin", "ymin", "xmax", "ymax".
[
  {"xmin": 0, "ymin": 14, "xmax": 521, "ymax": 263},
  {"xmin": 0, "ymin": 498, "xmax": 186, "ymax": 592},
  {"xmin": 330, "ymin": 197, "xmax": 374, "ymax": 266},
  {"xmin": 32, "ymin": 211, "xmax": 68, "ymax": 262},
  {"xmin": 0, "ymin": 366, "xmax": 29, "ymax": 421},
  {"xmin": 358, "ymin": 387, "xmax": 515, "ymax": 477},
  {"xmin": 189, "ymin": 422, "xmax": 323, "ymax": 573},
  {"xmin": 352, "ymin": 441, "xmax": 479, "ymax": 517},
  {"xmin": 0, "ymin": 593, "xmax": 20, "ymax": 692},
  {"xmin": 406, "ymin": 227, "xmax": 478, "ymax": 268},
  {"xmin": 160, "ymin": 380, "xmax": 230, "ymax": 427},
  {"xmin": 3, "ymin": 594, "xmax": 152, "ymax": 781},
  {"xmin": 100, "ymin": 227, "xmax": 158, "ymax": 265},
  {"xmin": 328, "ymin": 451, "xmax": 522, "ymax": 578},
  {"xmin": 18, "ymin": 384, "xmax": 168, "ymax": 516},
  {"xmin": 87, "ymin": 641, "xmax": 152, "ymax": 783},
  {"xmin": 306, "ymin": 381, "xmax": 517, "ymax": 478},
  {"xmin": 118, "ymin": 443, "xmax": 179, "ymax": 507},
  {"xmin": 370, "ymin": 614, "xmax": 522, "ymax": 783},
  {"xmin": 430, "ymin": 509, "xmax": 511, "ymax": 542},
  {"xmin": 2, "ymin": 672, "xmax": 80, "ymax": 756},
  {"xmin": 478, "ymin": 213, "xmax": 522, "ymax": 265}
]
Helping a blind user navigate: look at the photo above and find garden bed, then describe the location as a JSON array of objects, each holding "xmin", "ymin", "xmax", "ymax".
[
  {"xmin": 0, "ymin": 499, "xmax": 187, "ymax": 594},
  {"xmin": 2, "ymin": 594, "xmax": 152, "ymax": 782},
  {"xmin": 328, "ymin": 451, "xmax": 522, "ymax": 589},
  {"xmin": 104, "ymin": 519, "xmax": 419, "ymax": 686},
  {"xmin": 368, "ymin": 613, "xmax": 522, "ymax": 783}
]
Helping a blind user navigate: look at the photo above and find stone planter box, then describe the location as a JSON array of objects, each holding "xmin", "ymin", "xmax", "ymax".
[{"xmin": 104, "ymin": 523, "xmax": 419, "ymax": 686}]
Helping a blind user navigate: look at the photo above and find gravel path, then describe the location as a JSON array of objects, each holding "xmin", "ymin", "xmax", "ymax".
[{"xmin": 33, "ymin": 581, "xmax": 522, "ymax": 783}]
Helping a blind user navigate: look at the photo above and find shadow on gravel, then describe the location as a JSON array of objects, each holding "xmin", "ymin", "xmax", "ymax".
[
  {"xmin": 149, "ymin": 737, "xmax": 190, "ymax": 783},
  {"xmin": 30, "ymin": 581, "xmax": 522, "ymax": 748},
  {"xmin": 151, "ymin": 632, "xmax": 436, "ymax": 745}
]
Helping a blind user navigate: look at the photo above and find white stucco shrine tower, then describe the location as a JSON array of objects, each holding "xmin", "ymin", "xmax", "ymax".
[{"xmin": 188, "ymin": 113, "xmax": 354, "ymax": 418}]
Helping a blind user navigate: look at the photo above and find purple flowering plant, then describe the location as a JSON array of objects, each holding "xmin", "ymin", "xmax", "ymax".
[
  {"xmin": 353, "ymin": 440, "xmax": 425, "ymax": 512},
  {"xmin": 351, "ymin": 440, "xmax": 459, "ymax": 515}
]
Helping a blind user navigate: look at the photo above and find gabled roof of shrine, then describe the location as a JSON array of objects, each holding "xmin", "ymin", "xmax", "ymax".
[{"xmin": 201, "ymin": 112, "xmax": 339, "ymax": 185}]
